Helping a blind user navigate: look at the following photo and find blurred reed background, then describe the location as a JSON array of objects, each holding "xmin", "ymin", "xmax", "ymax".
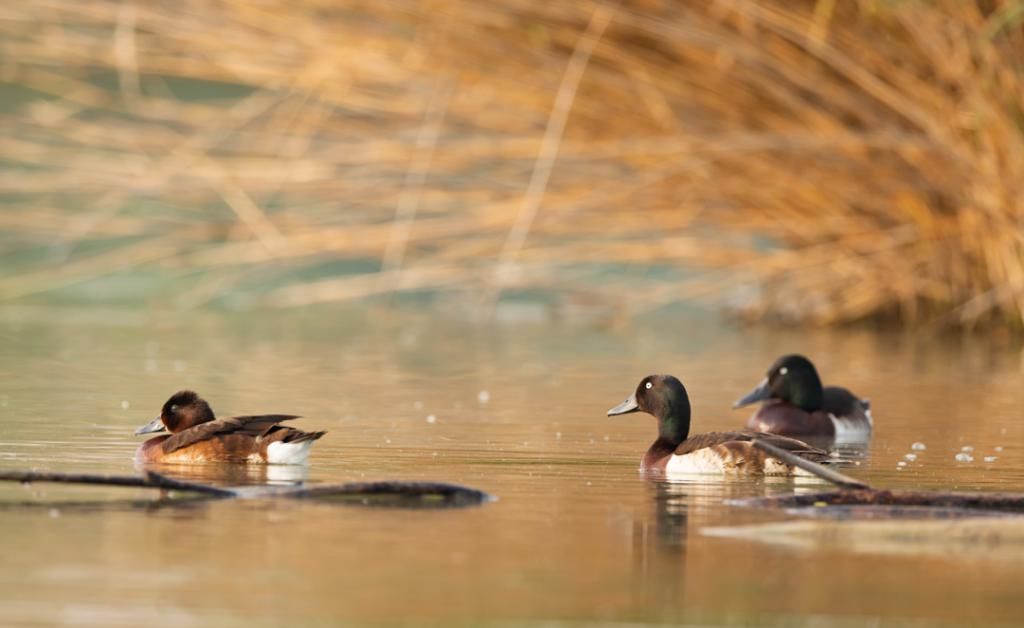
[{"xmin": 1, "ymin": 0, "xmax": 1023, "ymax": 327}]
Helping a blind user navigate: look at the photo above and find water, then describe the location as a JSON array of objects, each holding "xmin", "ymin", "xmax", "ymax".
[{"xmin": 2, "ymin": 304, "xmax": 1024, "ymax": 625}]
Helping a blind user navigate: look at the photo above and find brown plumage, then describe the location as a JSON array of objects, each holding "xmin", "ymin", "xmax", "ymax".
[
  {"xmin": 674, "ymin": 430, "xmax": 827, "ymax": 459},
  {"xmin": 134, "ymin": 391, "xmax": 326, "ymax": 464}
]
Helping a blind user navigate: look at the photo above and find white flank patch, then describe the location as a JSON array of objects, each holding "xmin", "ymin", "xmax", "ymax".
[
  {"xmin": 665, "ymin": 449, "xmax": 727, "ymax": 475},
  {"xmin": 266, "ymin": 440, "xmax": 315, "ymax": 465},
  {"xmin": 830, "ymin": 413, "xmax": 872, "ymax": 445},
  {"xmin": 664, "ymin": 447, "xmax": 820, "ymax": 477}
]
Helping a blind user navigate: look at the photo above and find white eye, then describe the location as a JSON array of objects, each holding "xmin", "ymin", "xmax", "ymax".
[
  {"xmin": 645, "ymin": 382, "xmax": 653, "ymax": 389},
  {"xmin": 170, "ymin": 404, "xmax": 178, "ymax": 412},
  {"xmin": 779, "ymin": 367, "xmax": 788, "ymax": 375}
]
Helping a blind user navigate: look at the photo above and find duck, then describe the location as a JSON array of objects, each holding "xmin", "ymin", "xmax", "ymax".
[
  {"xmin": 134, "ymin": 391, "xmax": 326, "ymax": 464},
  {"xmin": 608, "ymin": 374, "xmax": 829, "ymax": 476},
  {"xmin": 733, "ymin": 354, "xmax": 872, "ymax": 444}
]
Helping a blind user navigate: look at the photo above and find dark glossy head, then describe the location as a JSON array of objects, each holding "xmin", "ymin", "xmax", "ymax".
[
  {"xmin": 733, "ymin": 354, "xmax": 824, "ymax": 412},
  {"xmin": 608, "ymin": 374, "xmax": 691, "ymax": 444},
  {"xmin": 134, "ymin": 390, "xmax": 216, "ymax": 435}
]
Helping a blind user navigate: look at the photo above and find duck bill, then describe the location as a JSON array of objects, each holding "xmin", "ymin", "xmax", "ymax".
[
  {"xmin": 733, "ymin": 378, "xmax": 771, "ymax": 409},
  {"xmin": 134, "ymin": 417, "xmax": 167, "ymax": 435},
  {"xmin": 607, "ymin": 393, "xmax": 640, "ymax": 416}
]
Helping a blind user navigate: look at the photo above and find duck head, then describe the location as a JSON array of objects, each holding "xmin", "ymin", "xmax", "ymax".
[
  {"xmin": 733, "ymin": 354, "xmax": 824, "ymax": 412},
  {"xmin": 608, "ymin": 374, "xmax": 691, "ymax": 445},
  {"xmin": 134, "ymin": 390, "xmax": 216, "ymax": 435}
]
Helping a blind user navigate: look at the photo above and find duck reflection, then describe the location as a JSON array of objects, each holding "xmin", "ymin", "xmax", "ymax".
[
  {"xmin": 636, "ymin": 478, "xmax": 762, "ymax": 556},
  {"xmin": 132, "ymin": 461, "xmax": 310, "ymax": 488},
  {"xmin": 630, "ymin": 477, "xmax": 753, "ymax": 609},
  {"xmin": 632, "ymin": 475, "xmax": 832, "ymax": 582}
]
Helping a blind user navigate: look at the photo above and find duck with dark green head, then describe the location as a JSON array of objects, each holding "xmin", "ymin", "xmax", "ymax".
[
  {"xmin": 733, "ymin": 354, "xmax": 872, "ymax": 445},
  {"xmin": 609, "ymin": 374, "xmax": 829, "ymax": 476}
]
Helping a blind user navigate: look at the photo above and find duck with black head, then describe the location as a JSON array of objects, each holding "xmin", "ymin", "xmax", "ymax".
[
  {"xmin": 608, "ymin": 374, "xmax": 828, "ymax": 476},
  {"xmin": 134, "ymin": 391, "xmax": 326, "ymax": 465},
  {"xmin": 733, "ymin": 354, "xmax": 872, "ymax": 445}
]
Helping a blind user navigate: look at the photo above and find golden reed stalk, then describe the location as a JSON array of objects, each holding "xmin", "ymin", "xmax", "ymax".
[{"xmin": 1, "ymin": 1, "xmax": 1022, "ymax": 327}]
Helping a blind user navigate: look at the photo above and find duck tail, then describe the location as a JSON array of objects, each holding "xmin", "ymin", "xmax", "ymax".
[
  {"xmin": 262, "ymin": 427, "xmax": 326, "ymax": 464},
  {"xmin": 283, "ymin": 429, "xmax": 327, "ymax": 444}
]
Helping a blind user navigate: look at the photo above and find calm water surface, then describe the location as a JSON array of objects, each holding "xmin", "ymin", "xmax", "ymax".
[{"xmin": 2, "ymin": 304, "xmax": 1024, "ymax": 626}]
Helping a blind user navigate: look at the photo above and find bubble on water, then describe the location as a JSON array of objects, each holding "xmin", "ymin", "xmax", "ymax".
[
  {"xmin": 384, "ymin": 438, "xmax": 391, "ymax": 445},
  {"xmin": 984, "ymin": 456, "xmax": 998, "ymax": 463},
  {"xmin": 586, "ymin": 481, "xmax": 592, "ymax": 486},
  {"xmin": 961, "ymin": 445, "xmax": 974, "ymax": 452},
  {"xmin": 49, "ymin": 508, "xmax": 60, "ymax": 519},
  {"xmin": 955, "ymin": 452, "xmax": 974, "ymax": 462},
  {"xmin": 477, "ymin": 390, "xmax": 490, "ymax": 404},
  {"xmin": 120, "ymin": 400, "xmax": 130, "ymax": 410},
  {"xmin": 555, "ymin": 432, "xmax": 562, "ymax": 440},
  {"xmin": 522, "ymin": 441, "xmax": 529, "ymax": 447},
  {"xmin": 896, "ymin": 461, "xmax": 907, "ymax": 467},
  {"xmin": 413, "ymin": 401, "xmax": 423, "ymax": 410},
  {"xmin": 911, "ymin": 442, "xmax": 926, "ymax": 451},
  {"xmin": 904, "ymin": 453, "xmax": 917, "ymax": 461},
  {"xmin": 426, "ymin": 415, "xmax": 437, "ymax": 424},
  {"xmin": 994, "ymin": 446, "xmax": 1004, "ymax": 452},
  {"xmin": 603, "ymin": 435, "xmax": 609, "ymax": 442}
]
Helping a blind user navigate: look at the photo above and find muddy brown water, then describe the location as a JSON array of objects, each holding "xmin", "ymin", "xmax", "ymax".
[{"xmin": 2, "ymin": 304, "xmax": 1023, "ymax": 626}]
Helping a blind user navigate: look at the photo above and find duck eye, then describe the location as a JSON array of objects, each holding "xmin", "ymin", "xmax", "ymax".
[
  {"xmin": 779, "ymin": 367, "xmax": 788, "ymax": 375},
  {"xmin": 645, "ymin": 382, "xmax": 653, "ymax": 389}
]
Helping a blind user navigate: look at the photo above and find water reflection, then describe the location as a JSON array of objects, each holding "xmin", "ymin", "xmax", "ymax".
[
  {"xmin": 133, "ymin": 461, "xmax": 310, "ymax": 487},
  {"xmin": 5, "ymin": 306, "xmax": 1024, "ymax": 624},
  {"xmin": 703, "ymin": 516, "xmax": 1024, "ymax": 562},
  {"xmin": 633, "ymin": 478, "xmax": 782, "ymax": 576},
  {"xmin": 0, "ymin": 494, "xmax": 218, "ymax": 516}
]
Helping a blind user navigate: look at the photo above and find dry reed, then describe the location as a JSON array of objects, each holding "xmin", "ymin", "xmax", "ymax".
[{"xmin": 1, "ymin": 1, "xmax": 1023, "ymax": 327}]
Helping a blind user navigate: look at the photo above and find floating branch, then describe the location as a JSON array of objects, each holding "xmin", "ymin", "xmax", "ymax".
[
  {"xmin": 746, "ymin": 439, "xmax": 1024, "ymax": 516},
  {"xmin": 0, "ymin": 469, "xmax": 492, "ymax": 507},
  {"xmin": 0, "ymin": 470, "xmax": 236, "ymax": 497}
]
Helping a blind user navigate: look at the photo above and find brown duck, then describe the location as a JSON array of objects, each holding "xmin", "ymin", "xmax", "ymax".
[{"xmin": 134, "ymin": 391, "xmax": 325, "ymax": 464}]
